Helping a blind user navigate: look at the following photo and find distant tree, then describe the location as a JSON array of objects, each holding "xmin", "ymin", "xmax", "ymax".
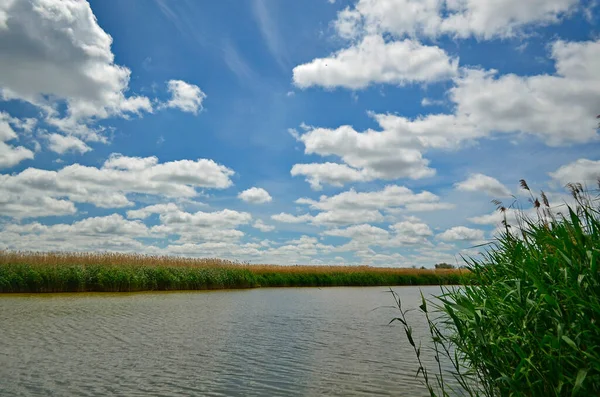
[{"xmin": 434, "ymin": 262, "xmax": 455, "ymax": 269}]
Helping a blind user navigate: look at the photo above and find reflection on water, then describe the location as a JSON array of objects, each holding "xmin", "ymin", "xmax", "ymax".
[{"xmin": 0, "ymin": 286, "xmax": 445, "ymax": 396}]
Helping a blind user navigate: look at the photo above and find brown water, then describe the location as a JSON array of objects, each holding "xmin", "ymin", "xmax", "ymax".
[{"xmin": 0, "ymin": 286, "xmax": 445, "ymax": 396}]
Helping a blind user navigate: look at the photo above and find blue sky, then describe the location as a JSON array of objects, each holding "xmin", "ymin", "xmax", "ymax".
[{"xmin": 0, "ymin": 0, "xmax": 599, "ymax": 266}]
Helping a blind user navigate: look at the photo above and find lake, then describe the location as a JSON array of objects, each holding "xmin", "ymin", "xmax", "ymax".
[{"xmin": 0, "ymin": 286, "xmax": 445, "ymax": 396}]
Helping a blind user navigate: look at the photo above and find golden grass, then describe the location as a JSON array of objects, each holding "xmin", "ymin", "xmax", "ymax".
[{"xmin": 0, "ymin": 250, "xmax": 463, "ymax": 275}]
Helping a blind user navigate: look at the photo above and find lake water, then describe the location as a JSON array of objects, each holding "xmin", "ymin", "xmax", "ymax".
[{"xmin": 0, "ymin": 286, "xmax": 446, "ymax": 396}]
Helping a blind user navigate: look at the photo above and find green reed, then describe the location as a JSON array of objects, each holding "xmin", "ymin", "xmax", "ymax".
[
  {"xmin": 0, "ymin": 259, "xmax": 467, "ymax": 293},
  {"xmin": 394, "ymin": 180, "xmax": 600, "ymax": 396}
]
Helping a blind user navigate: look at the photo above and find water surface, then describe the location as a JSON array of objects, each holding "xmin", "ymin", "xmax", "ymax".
[{"xmin": 0, "ymin": 286, "xmax": 444, "ymax": 396}]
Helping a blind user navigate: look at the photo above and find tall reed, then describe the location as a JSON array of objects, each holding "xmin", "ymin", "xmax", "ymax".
[
  {"xmin": 0, "ymin": 252, "xmax": 468, "ymax": 293},
  {"xmin": 394, "ymin": 180, "xmax": 600, "ymax": 396}
]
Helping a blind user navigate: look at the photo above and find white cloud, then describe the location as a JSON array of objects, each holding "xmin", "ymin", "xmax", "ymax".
[
  {"xmin": 312, "ymin": 209, "xmax": 384, "ymax": 226},
  {"xmin": 164, "ymin": 241, "xmax": 264, "ymax": 259},
  {"xmin": 296, "ymin": 185, "xmax": 445, "ymax": 212},
  {"xmin": 549, "ymin": 159, "xmax": 600, "ymax": 186},
  {"xmin": 163, "ymin": 208, "xmax": 251, "ymax": 228},
  {"xmin": 0, "ymin": 214, "xmax": 155, "ymax": 253},
  {"xmin": 291, "ymin": 162, "xmax": 370, "ymax": 190},
  {"xmin": 127, "ymin": 203, "xmax": 252, "ymax": 244},
  {"xmin": 450, "ymin": 42, "xmax": 600, "ymax": 146},
  {"xmin": 253, "ymin": 219, "xmax": 275, "ymax": 232},
  {"xmin": 324, "ymin": 223, "xmax": 389, "ymax": 239},
  {"xmin": 322, "ymin": 219, "xmax": 434, "ymax": 253},
  {"xmin": 324, "ymin": 224, "xmax": 390, "ymax": 252},
  {"xmin": 238, "ymin": 187, "xmax": 273, "ymax": 204},
  {"xmin": 126, "ymin": 203, "xmax": 180, "ymax": 219},
  {"xmin": 46, "ymin": 133, "xmax": 91, "ymax": 155},
  {"xmin": 0, "ymin": 0, "xmax": 152, "ymax": 138},
  {"xmin": 404, "ymin": 202, "xmax": 456, "ymax": 212},
  {"xmin": 0, "ymin": 194, "xmax": 76, "ymax": 219},
  {"xmin": 261, "ymin": 235, "xmax": 335, "ymax": 263},
  {"xmin": 469, "ymin": 209, "xmax": 519, "ymax": 226},
  {"xmin": 455, "ymin": 173, "xmax": 512, "ymax": 197},
  {"xmin": 386, "ymin": 220, "xmax": 433, "ymax": 245},
  {"xmin": 390, "ymin": 220, "xmax": 433, "ymax": 237},
  {"xmin": 271, "ymin": 186, "xmax": 451, "ymax": 228},
  {"xmin": 293, "ymin": 35, "xmax": 457, "ymax": 89},
  {"xmin": 437, "ymin": 226, "xmax": 486, "ymax": 241},
  {"xmin": 293, "ymin": 39, "xmax": 600, "ymax": 186},
  {"xmin": 440, "ymin": 0, "xmax": 578, "ymax": 39},
  {"xmin": 164, "ymin": 80, "xmax": 206, "ymax": 114},
  {"xmin": 271, "ymin": 212, "xmax": 314, "ymax": 224},
  {"xmin": 332, "ymin": 0, "xmax": 578, "ymax": 41},
  {"xmin": 0, "ymin": 154, "xmax": 235, "ymax": 218},
  {"xmin": 0, "ymin": 139, "xmax": 34, "ymax": 169},
  {"xmin": 293, "ymin": 116, "xmax": 444, "ymax": 184},
  {"xmin": 272, "ymin": 208, "xmax": 385, "ymax": 227},
  {"xmin": 0, "ymin": 112, "xmax": 34, "ymax": 168}
]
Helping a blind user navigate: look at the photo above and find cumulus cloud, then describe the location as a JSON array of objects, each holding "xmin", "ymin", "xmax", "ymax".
[
  {"xmin": 0, "ymin": 195, "xmax": 76, "ymax": 219},
  {"xmin": 324, "ymin": 224, "xmax": 389, "ymax": 239},
  {"xmin": 272, "ymin": 186, "xmax": 451, "ymax": 228},
  {"xmin": 253, "ymin": 219, "xmax": 275, "ymax": 232},
  {"xmin": 332, "ymin": 0, "xmax": 578, "ymax": 40},
  {"xmin": 0, "ymin": 112, "xmax": 34, "ymax": 168},
  {"xmin": 238, "ymin": 187, "xmax": 273, "ymax": 204},
  {"xmin": 0, "ymin": 0, "xmax": 152, "ymax": 139},
  {"xmin": 291, "ymin": 162, "xmax": 370, "ymax": 190},
  {"xmin": 271, "ymin": 212, "xmax": 314, "ymax": 224},
  {"xmin": 127, "ymin": 203, "xmax": 252, "ymax": 244},
  {"xmin": 150, "ymin": 208, "xmax": 252, "ymax": 242},
  {"xmin": 46, "ymin": 133, "xmax": 91, "ymax": 155},
  {"xmin": 0, "ymin": 214, "xmax": 153, "ymax": 252},
  {"xmin": 312, "ymin": 209, "xmax": 384, "ymax": 226},
  {"xmin": 455, "ymin": 173, "xmax": 512, "ymax": 197},
  {"xmin": 163, "ymin": 80, "xmax": 206, "ymax": 114},
  {"xmin": 549, "ymin": 159, "xmax": 600, "ymax": 186},
  {"xmin": 322, "ymin": 219, "xmax": 434, "ymax": 252},
  {"xmin": 293, "ymin": 35, "xmax": 457, "ymax": 89},
  {"xmin": 292, "ymin": 115, "xmax": 444, "ymax": 185},
  {"xmin": 292, "ymin": 38, "xmax": 600, "ymax": 187},
  {"xmin": 386, "ymin": 220, "xmax": 434, "ymax": 246},
  {"xmin": 450, "ymin": 42, "xmax": 600, "ymax": 146},
  {"xmin": 126, "ymin": 203, "xmax": 181, "ymax": 219},
  {"xmin": 0, "ymin": 154, "xmax": 235, "ymax": 218},
  {"xmin": 437, "ymin": 226, "xmax": 486, "ymax": 241},
  {"xmin": 324, "ymin": 224, "xmax": 390, "ymax": 252},
  {"xmin": 296, "ymin": 185, "xmax": 447, "ymax": 212}
]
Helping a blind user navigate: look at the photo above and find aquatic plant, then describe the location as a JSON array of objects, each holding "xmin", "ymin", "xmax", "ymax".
[
  {"xmin": 0, "ymin": 252, "xmax": 469, "ymax": 293},
  {"xmin": 394, "ymin": 180, "xmax": 600, "ymax": 396}
]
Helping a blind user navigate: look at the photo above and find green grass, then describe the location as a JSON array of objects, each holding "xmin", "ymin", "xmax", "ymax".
[
  {"xmin": 0, "ymin": 253, "xmax": 468, "ymax": 293},
  {"xmin": 394, "ymin": 181, "xmax": 600, "ymax": 396}
]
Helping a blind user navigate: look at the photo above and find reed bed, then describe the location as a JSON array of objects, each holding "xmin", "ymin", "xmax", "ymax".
[
  {"xmin": 395, "ymin": 180, "xmax": 600, "ymax": 396},
  {"xmin": 0, "ymin": 251, "xmax": 468, "ymax": 293}
]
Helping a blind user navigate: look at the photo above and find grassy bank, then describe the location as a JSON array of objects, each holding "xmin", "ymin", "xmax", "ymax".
[
  {"xmin": 395, "ymin": 181, "xmax": 600, "ymax": 396},
  {"xmin": 0, "ymin": 252, "xmax": 468, "ymax": 293}
]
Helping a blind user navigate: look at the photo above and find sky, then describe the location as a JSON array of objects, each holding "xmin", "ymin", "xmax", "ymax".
[{"xmin": 0, "ymin": 0, "xmax": 599, "ymax": 267}]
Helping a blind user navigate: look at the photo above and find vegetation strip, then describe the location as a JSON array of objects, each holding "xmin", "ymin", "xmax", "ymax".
[
  {"xmin": 0, "ymin": 252, "xmax": 468, "ymax": 293},
  {"xmin": 395, "ymin": 181, "xmax": 600, "ymax": 396}
]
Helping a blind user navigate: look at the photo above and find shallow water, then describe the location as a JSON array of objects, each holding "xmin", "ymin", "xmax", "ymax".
[{"xmin": 0, "ymin": 286, "xmax": 445, "ymax": 396}]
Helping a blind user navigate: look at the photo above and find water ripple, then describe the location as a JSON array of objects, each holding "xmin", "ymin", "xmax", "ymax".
[{"xmin": 0, "ymin": 287, "xmax": 443, "ymax": 396}]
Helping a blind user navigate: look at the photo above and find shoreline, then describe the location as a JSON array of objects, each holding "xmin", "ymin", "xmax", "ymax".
[{"xmin": 0, "ymin": 253, "xmax": 469, "ymax": 293}]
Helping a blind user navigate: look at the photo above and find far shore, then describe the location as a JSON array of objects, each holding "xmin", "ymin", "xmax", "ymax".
[{"xmin": 0, "ymin": 252, "xmax": 469, "ymax": 293}]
